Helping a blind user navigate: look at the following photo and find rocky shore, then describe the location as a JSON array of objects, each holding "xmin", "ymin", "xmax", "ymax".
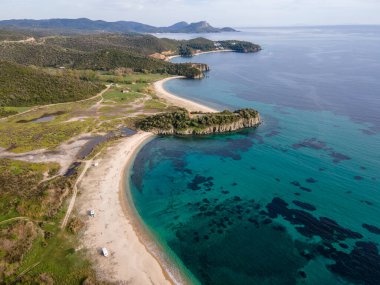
[{"xmin": 138, "ymin": 109, "xmax": 261, "ymax": 136}]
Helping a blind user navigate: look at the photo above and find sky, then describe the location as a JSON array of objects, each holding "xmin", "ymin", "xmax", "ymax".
[{"xmin": 1, "ymin": 0, "xmax": 380, "ymax": 27}]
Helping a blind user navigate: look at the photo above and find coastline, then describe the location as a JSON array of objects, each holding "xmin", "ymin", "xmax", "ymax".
[
  {"xmin": 166, "ymin": 49, "xmax": 234, "ymax": 61},
  {"xmin": 154, "ymin": 77, "xmax": 218, "ymax": 113},
  {"xmin": 77, "ymin": 132, "xmax": 176, "ymax": 285},
  {"xmin": 77, "ymin": 75, "xmax": 219, "ymax": 283}
]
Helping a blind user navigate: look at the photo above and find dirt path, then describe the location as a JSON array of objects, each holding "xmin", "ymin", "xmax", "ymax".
[
  {"xmin": 0, "ymin": 216, "xmax": 31, "ymax": 225},
  {"xmin": 60, "ymin": 159, "xmax": 93, "ymax": 229}
]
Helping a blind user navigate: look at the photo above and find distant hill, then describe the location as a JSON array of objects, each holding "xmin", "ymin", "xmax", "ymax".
[
  {"xmin": 0, "ymin": 61, "xmax": 103, "ymax": 107},
  {"xmin": 0, "ymin": 32, "xmax": 260, "ymax": 79},
  {"xmin": 0, "ymin": 18, "xmax": 238, "ymax": 34}
]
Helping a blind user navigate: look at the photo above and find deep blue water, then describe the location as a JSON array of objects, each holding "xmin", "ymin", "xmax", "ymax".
[{"xmin": 129, "ymin": 27, "xmax": 380, "ymax": 285}]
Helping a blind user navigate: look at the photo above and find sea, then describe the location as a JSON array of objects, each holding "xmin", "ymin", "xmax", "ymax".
[{"xmin": 128, "ymin": 26, "xmax": 380, "ymax": 285}]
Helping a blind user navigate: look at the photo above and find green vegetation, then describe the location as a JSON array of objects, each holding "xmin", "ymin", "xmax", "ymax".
[
  {"xmin": 0, "ymin": 33, "xmax": 261, "ymax": 79},
  {"xmin": 179, "ymin": 45, "xmax": 194, "ymax": 57},
  {"xmin": 0, "ymin": 107, "xmax": 18, "ymax": 118},
  {"xmin": 138, "ymin": 108, "xmax": 260, "ymax": 134},
  {"xmin": 0, "ymin": 118, "xmax": 94, "ymax": 153},
  {"xmin": 177, "ymin": 37, "xmax": 262, "ymax": 56},
  {"xmin": 219, "ymin": 40, "xmax": 262, "ymax": 53},
  {"xmin": 0, "ymin": 38, "xmax": 204, "ymax": 78},
  {"xmin": 0, "ymin": 29, "xmax": 33, "ymax": 41},
  {"xmin": 181, "ymin": 37, "xmax": 215, "ymax": 51},
  {"xmin": 42, "ymin": 33, "xmax": 179, "ymax": 55},
  {"xmin": 0, "ymin": 61, "xmax": 103, "ymax": 107},
  {"xmin": 0, "ymin": 159, "xmax": 102, "ymax": 284}
]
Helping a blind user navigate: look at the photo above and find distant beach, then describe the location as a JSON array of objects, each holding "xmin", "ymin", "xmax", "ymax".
[{"xmin": 166, "ymin": 49, "xmax": 234, "ymax": 61}]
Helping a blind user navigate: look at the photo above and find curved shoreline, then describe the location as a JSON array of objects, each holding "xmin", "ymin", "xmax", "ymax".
[
  {"xmin": 166, "ymin": 49, "xmax": 234, "ymax": 61},
  {"xmin": 154, "ymin": 77, "xmax": 218, "ymax": 113},
  {"xmin": 121, "ymin": 137, "xmax": 194, "ymax": 285},
  {"xmin": 77, "ymin": 132, "xmax": 175, "ymax": 284},
  {"xmin": 77, "ymin": 77, "xmax": 218, "ymax": 283}
]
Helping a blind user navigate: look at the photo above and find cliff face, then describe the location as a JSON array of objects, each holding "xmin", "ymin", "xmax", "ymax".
[
  {"xmin": 149, "ymin": 114, "xmax": 261, "ymax": 135},
  {"xmin": 191, "ymin": 63, "xmax": 210, "ymax": 79}
]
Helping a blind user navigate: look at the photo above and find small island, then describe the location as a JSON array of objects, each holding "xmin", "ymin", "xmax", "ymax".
[{"xmin": 137, "ymin": 108, "xmax": 261, "ymax": 135}]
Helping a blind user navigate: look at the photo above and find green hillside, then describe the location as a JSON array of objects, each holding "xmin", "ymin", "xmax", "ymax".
[
  {"xmin": 0, "ymin": 61, "xmax": 104, "ymax": 107},
  {"xmin": 0, "ymin": 41, "xmax": 203, "ymax": 77}
]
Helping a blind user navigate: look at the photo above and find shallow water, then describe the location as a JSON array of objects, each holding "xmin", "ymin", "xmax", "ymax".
[
  {"xmin": 31, "ymin": 115, "xmax": 56, "ymax": 123},
  {"xmin": 129, "ymin": 27, "xmax": 380, "ymax": 285}
]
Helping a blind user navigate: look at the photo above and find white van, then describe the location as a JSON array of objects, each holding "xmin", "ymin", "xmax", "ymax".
[{"xmin": 101, "ymin": 247, "xmax": 109, "ymax": 257}]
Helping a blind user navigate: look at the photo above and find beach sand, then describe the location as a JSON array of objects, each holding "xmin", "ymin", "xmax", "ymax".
[
  {"xmin": 77, "ymin": 132, "xmax": 175, "ymax": 285},
  {"xmin": 77, "ymin": 78, "xmax": 217, "ymax": 284},
  {"xmin": 166, "ymin": 49, "xmax": 234, "ymax": 61},
  {"xmin": 154, "ymin": 77, "xmax": 218, "ymax": 113}
]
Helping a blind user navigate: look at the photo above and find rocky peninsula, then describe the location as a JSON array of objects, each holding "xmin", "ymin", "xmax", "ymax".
[{"xmin": 137, "ymin": 108, "xmax": 261, "ymax": 135}]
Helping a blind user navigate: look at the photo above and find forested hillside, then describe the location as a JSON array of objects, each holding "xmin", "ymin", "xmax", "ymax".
[{"xmin": 0, "ymin": 61, "xmax": 103, "ymax": 107}]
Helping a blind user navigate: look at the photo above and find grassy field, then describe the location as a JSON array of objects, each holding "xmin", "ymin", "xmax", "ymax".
[{"xmin": 0, "ymin": 118, "xmax": 95, "ymax": 153}]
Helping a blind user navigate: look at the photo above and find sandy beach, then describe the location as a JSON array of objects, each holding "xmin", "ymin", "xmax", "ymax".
[
  {"xmin": 154, "ymin": 77, "xmax": 218, "ymax": 113},
  {"xmin": 77, "ymin": 132, "xmax": 177, "ymax": 285},
  {"xmin": 76, "ymin": 78, "xmax": 217, "ymax": 284},
  {"xmin": 166, "ymin": 49, "xmax": 234, "ymax": 61}
]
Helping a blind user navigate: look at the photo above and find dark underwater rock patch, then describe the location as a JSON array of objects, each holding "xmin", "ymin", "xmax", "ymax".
[
  {"xmin": 169, "ymin": 210, "xmax": 310, "ymax": 285},
  {"xmin": 306, "ymin": 178, "xmax": 317, "ymax": 183},
  {"xmin": 226, "ymin": 138, "xmax": 254, "ymax": 152},
  {"xmin": 300, "ymin": 186, "xmax": 312, "ymax": 192},
  {"xmin": 188, "ymin": 175, "xmax": 214, "ymax": 191},
  {"xmin": 362, "ymin": 223, "xmax": 380, "ymax": 235},
  {"xmin": 251, "ymin": 134, "xmax": 264, "ymax": 144},
  {"xmin": 329, "ymin": 152, "xmax": 351, "ymax": 164},
  {"xmin": 292, "ymin": 200, "xmax": 317, "ymax": 211},
  {"xmin": 317, "ymin": 241, "xmax": 380, "ymax": 285},
  {"xmin": 361, "ymin": 128, "xmax": 376, "ymax": 136},
  {"xmin": 265, "ymin": 130, "xmax": 280, "ymax": 137},
  {"xmin": 354, "ymin": 175, "xmax": 363, "ymax": 180},
  {"xmin": 292, "ymin": 138, "xmax": 327, "ymax": 150},
  {"xmin": 298, "ymin": 271, "xmax": 307, "ymax": 279},
  {"xmin": 290, "ymin": 181, "xmax": 312, "ymax": 192},
  {"xmin": 291, "ymin": 181, "xmax": 301, "ymax": 187},
  {"xmin": 264, "ymin": 198, "xmax": 362, "ymax": 241},
  {"xmin": 292, "ymin": 138, "xmax": 351, "ymax": 164},
  {"xmin": 360, "ymin": 200, "xmax": 373, "ymax": 206}
]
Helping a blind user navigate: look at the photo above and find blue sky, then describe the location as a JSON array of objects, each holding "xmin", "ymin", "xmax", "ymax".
[{"xmin": 1, "ymin": 0, "xmax": 380, "ymax": 27}]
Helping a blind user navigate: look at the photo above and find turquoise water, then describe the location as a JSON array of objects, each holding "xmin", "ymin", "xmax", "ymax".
[{"xmin": 129, "ymin": 27, "xmax": 380, "ymax": 285}]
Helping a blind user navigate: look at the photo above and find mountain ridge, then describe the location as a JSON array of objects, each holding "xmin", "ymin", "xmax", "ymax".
[{"xmin": 0, "ymin": 18, "xmax": 238, "ymax": 34}]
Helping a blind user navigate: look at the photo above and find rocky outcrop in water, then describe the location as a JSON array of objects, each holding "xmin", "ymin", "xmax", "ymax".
[
  {"xmin": 138, "ymin": 108, "xmax": 261, "ymax": 135},
  {"xmin": 191, "ymin": 63, "xmax": 210, "ymax": 79}
]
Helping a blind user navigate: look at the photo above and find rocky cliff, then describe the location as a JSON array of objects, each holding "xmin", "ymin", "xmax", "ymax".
[
  {"xmin": 138, "ymin": 108, "xmax": 261, "ymax": 136},
  {"xmin": 191, "ymin": 63, "xmax": 210, "ymax": 79},
  {"xmin": 152, "ymin": 115, "xmax": 261, "ymax": 135}
]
